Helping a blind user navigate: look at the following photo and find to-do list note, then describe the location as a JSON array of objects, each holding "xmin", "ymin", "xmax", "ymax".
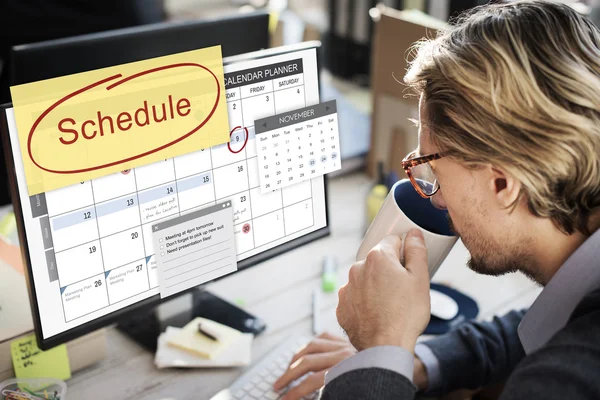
[
  {"xmin": 152, "ymin": 202, "xmax": 237, "ymax": 298},
  {"xmin": 10, "ymin": 334, "xmax": 71, "ymax": 380}
]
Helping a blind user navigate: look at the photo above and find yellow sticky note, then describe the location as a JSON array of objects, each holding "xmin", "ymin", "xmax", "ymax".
[
  {"xmin": 11, "ymin": 334, "xmax": 71, "ymax": 380},
  {"xmin": 10, "ymin": 46, "xmax": 230, "ymax": 196},
  {"xmin": 0, "ymin": 211, "xmax": 16, "ymax": 238},
  {"xmin": 167, "ymin": 317, "xmax": 242, "ymax": 360}
]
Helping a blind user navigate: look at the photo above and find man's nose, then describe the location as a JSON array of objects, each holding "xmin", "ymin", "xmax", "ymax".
[{"xmin": 430, "ymin": 191, "xmax": 447, "ymax": 210}]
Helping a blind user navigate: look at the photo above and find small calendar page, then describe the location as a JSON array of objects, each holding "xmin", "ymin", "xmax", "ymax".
[{"xmin": 255, "ymin": 100, "xmax": 340, "ymax": 192}]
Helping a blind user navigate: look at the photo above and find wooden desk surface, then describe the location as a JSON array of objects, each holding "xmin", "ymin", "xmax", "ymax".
[{"xmin": 66, "ymin": 172, "xmax": 541, "ymax": 399}]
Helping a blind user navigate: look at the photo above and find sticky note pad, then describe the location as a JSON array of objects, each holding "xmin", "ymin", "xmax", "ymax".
[
  {"xmin": 10, "ymin": 46, "xmax": 229, "ymax": 196},
  {"xmin": 11, "ymin": 334, "xmax": 71, "ymax": 380},
  {"xmin": 167, "ymin": 317, "xmax": 242, "ymax": 360},
  {"xmin": 153, "ymin": 201, "xmax": 237, "ymax": 299}
]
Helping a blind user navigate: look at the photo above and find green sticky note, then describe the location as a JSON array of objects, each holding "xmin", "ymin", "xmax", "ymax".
[{"xmin": 11, "ymin": 334, "xmax": 71, "ymax": 380}]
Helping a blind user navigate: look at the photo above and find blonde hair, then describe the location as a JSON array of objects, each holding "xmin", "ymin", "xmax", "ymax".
[{"xmin": 405, "ymin": 0, "xmax": 600, "ymax": 235}]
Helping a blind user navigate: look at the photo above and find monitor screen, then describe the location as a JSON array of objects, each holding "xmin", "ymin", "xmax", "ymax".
[{"xmin": 1, "ymin": 43, "xmax": 329, "ymax": 349}]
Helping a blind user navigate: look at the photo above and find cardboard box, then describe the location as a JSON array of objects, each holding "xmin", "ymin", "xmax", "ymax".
[{"xmin": 367, "ymin": 6, "xmax": 448, "ymax": 177}]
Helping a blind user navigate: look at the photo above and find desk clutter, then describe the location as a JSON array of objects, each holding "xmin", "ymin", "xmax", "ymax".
[
  {"xmin": 154, "ymin": 318, "xmax": 253, "ymax": 369},
  {"xmin": 0, "ymin": 378, "xmax": 67, "ymax": 400},
  {"xmin": 425, "ymin": 283, "xmax": 479, "ymax": 335}
]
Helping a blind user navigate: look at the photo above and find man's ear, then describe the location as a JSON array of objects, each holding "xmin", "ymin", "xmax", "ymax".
[{"xmin": 489, "ymin": 165, "xmax": 521, "ymax": 208}]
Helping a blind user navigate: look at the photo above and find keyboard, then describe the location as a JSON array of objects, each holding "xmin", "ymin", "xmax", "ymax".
[{"xmin": 210, "ymin": 334, "xmax": 319, "ymax": 400}]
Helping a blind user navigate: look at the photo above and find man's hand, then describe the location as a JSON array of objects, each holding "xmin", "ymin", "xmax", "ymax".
[
  {"xmin": 273, "ymin": 332, "xmax": 356, "ymax": 400},
  {"xmin": 336, "ymin": 229, "xmax": 431, "ymax": 352}
]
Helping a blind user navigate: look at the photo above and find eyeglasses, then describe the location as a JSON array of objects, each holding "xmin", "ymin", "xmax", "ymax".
[{"xmin": 401, "ymin": 150, "xmax": 443, "ymax": 198}]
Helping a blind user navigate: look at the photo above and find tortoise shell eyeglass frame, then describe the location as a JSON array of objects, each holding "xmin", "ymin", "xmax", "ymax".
[{"xmin": 401, "ymin": 150, "xmax": 443, "ymax": 198}]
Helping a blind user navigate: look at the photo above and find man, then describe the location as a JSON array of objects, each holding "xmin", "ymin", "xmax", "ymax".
[{"xmin": 273, "ymin": 0, "xmax": 600, "ymax": 398}]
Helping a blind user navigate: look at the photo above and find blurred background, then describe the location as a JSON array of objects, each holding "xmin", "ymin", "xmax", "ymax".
[{"xmin": 0, "ymin": 0, "xmax": 597, "ymax": 207}]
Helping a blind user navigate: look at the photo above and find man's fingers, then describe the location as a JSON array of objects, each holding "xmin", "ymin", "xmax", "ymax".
[
  {"xmin": 274, "ymin": 352, "xmax": 346, "ymax": 391},
  {"xmin": 287, "ymin": 338, "xmax": 350, "ymax": 367},
  {"xmin": 403, "ymin": 228, "xmax": 429, "ymax": 278},
  {"xmin": 281, "ymin": 370, "xmax": 326, "ymax": 400},
  {"xmin": 373, "ymin": 235, "xmax": 403, "ymax": 260}
]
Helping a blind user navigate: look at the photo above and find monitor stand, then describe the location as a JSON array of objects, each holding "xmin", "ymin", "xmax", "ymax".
[{"xmin": 116, "ymin": 288, "xmax": 266, "ymax": 352}]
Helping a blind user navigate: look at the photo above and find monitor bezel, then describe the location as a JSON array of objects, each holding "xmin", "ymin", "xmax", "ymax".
[
  {"xmin": 8, "ymin": 10, "xmax": 271, "ymax": 86},
  {"xmin": 0, "ymin": 41, "xmax": 330, "ymax": 350}
]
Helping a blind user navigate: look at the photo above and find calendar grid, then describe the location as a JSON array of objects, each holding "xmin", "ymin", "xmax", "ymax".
[
  {"xmin": 51, "ymin": 208, "xmax": 187, "ymax": 256},
  {"xmin": 243, "ymin": 155, "xmax": 257, "ymax": 247},
  {"xmin": 281, "ymin": 190, "xmax": 286, "ymax": 236},
  {"xmin": 181, "ymin": 199, "xmax": 215, "ymax": 214},
  {"xmin": 224, "ymin": 62, "xmax": 309, "ymax": 248},
  {"xmin": 131, "ymin": 168, "xmax": 151, "ymax": 289},
  {"xmin": 31, "ymin": 54, "xmax": 324, "ymax": 325},
  {"xmin": 238, "ymin": 82, "xmax": 305, "ymax": 102},
  {"xmin": 171, "ymin": 158, "xmax": 183, "ymax": 219},
  {"xmin": 208, "ymin": 147, "xmax": 219, "ymax": 207},
  {"xmin": 240, "ymin": 73, "xmax": 285, "ymax": 244},
  {"xmin": 89, "ymin": 180, "xmax": 111, "ymax": 304},
  {"xmin": 236, "ymin": 218, "xmax": 315, "ymax": 254},
  {"xmin": 63, "ymin": 288, "xmax": 157, "ymax": 323}
]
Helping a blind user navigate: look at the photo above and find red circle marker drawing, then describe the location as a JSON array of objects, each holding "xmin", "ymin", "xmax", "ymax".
[
  {"xmin": 121, "ymin": 169, "xmax": 131, "ymax": 175},
  {"xmin": 26, "ymin": 62, "xmax": 221, "ymax": 175},
  {"xmin": 228, "ymin": 126, "xmax": 249, "ymax": 154},
  {"xmin": 242, "ymin": 223, "xmax": 251, "ymax": 234}
]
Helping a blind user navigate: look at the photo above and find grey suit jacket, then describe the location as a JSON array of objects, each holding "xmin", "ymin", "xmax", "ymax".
[{"xmin": 320, "ymin": 287, "xmax": 600, "ymax": 399}]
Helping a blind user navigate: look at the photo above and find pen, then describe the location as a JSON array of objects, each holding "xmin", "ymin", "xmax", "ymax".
[
  {"xmin": 197, "ymin": 323, "xmax": 219, "ymax": 341},
  {"xmin": 312, "ymin": 288, "xmax": 321, "ymax": 335}
]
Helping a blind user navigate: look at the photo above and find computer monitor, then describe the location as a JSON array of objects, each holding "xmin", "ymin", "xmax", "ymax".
[
  {"xmin": 8, "ymin": 11, "xmax": 270, "ymax": 85},
  {"xmin": 0, "ymin": 41, "xmax": 329, "ymax": 350}
]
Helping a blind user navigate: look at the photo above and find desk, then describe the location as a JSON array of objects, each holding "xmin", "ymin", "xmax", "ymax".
[{"xmin": 64, "ymin": 171, "xmax": 540, "ymax": 399}]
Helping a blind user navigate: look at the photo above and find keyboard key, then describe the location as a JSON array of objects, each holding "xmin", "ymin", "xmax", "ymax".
[
  {"xmin": 265, "ymin": 391, "xmax": 280, "ymax": 400},
  {"xmin": 211, "ymin": 336, "xmax": 314, "ymax": 400},
  {"xmin": 257, "ymin": 382, "xmax": 271, "ymax": 391}
]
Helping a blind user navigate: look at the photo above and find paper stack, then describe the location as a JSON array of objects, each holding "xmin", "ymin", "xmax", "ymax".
[{"xmin": 155, "ymin": 317, "xmax": 253, "ymax": 369}]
